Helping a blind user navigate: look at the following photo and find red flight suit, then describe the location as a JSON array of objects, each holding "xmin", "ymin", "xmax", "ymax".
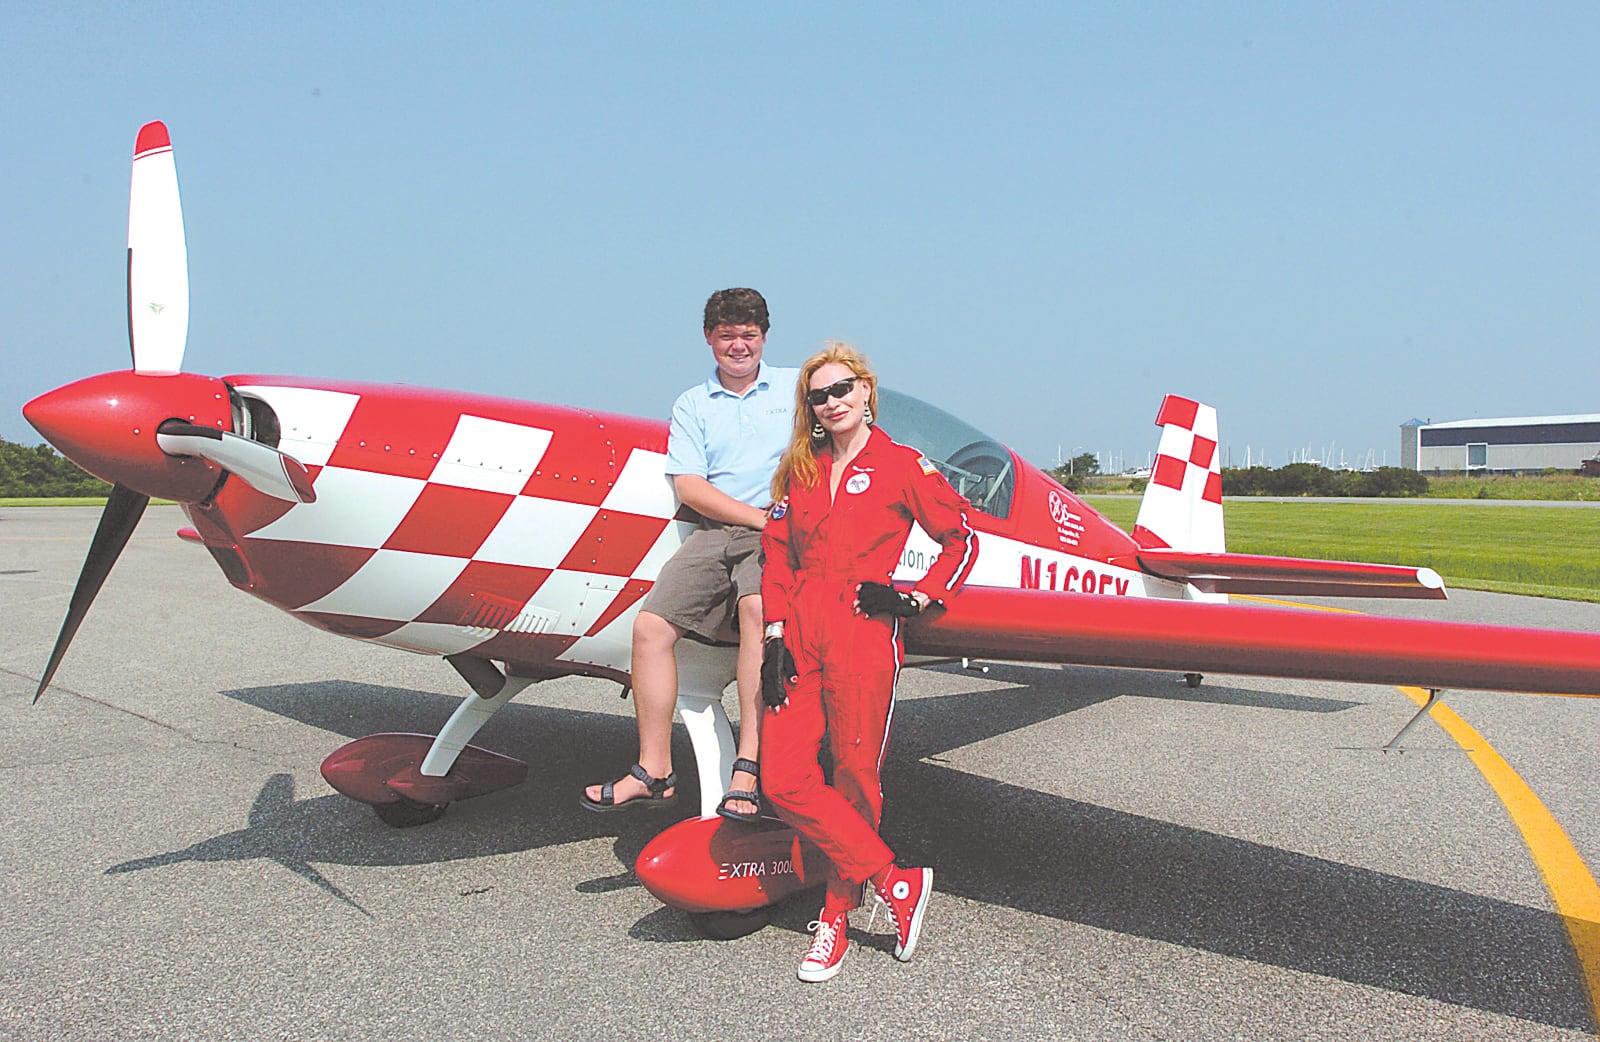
[{"xmin": 761, "ymin": 425, "xmax": 978, "ymax": 902}]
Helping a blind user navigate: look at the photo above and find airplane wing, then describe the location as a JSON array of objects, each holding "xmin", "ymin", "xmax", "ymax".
[
  {"xmin": 1110, "ymin": 550, "xmax": 1447, "ymax": 600},
  {"xmin": 905, "ymin": 586, "xmax": 1600, "ymax": 696}
]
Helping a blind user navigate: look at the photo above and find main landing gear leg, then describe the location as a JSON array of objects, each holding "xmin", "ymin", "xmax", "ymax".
[
  {"xmin": 672, "ymin": 639, "xmax": 739, "ymax": 819},
  {"xmin": 420, "ymin": 673, "xmax": 536, "ymax": 778},
  {"xmin": 677, "ymin": 692, "xmax": 737, "ymax": 820}
]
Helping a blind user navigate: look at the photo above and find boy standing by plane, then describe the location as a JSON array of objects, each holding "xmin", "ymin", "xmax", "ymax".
[{"xmin": 582, "ymin": 288, "xmax": 797, "ymax": 819}]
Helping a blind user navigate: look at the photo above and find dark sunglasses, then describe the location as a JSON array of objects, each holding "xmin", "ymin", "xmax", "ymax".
[{"xmin": 805, "ymin": 376, "xmax": 859, "ymax": 407}]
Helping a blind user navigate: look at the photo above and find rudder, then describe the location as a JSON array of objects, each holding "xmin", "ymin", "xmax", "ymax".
[{"xmin": 1133, "ymin": 394, "xmax": 1225, "ymax": 564}]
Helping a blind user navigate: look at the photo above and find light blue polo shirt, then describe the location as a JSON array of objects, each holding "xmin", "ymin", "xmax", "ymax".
[{"xmin": 665, "ymin": 361, "xmax": 799, "ymax": 509}]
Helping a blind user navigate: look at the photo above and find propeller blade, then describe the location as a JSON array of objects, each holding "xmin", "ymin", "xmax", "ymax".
[
  {"xmin": 35, "ymin": 485, "xmax": 151, "ymax": 702},
  {"xmin": 127, "ymin": 121, "xmax": 189, "ymax": 375},
  {"xmin": 154, "ymin": 421, "xmax": 317, "ymax": 504}
]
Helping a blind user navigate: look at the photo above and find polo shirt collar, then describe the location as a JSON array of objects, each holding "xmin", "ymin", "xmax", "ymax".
[{"xmin": 704, "ymin": 360, "xmax": 775, "ymax": 398}]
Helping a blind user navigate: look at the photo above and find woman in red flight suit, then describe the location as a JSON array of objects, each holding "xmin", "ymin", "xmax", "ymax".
[{"xmin": 760, "ymin": 342, "xmax": 978, "ymax": 983}]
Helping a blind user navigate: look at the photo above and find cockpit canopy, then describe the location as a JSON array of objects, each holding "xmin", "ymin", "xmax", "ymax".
[{"xmin": 877, "ymin": 388, "xmax": 1015, "ymax": 519}]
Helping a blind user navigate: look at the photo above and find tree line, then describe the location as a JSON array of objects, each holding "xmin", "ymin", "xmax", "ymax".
[
  {"xmin": 1046, "ymin": 453, "xmax": 1429, "ymax": 498},
  {"xmin": 1220, "ymin": 463, "xmax": 1427, "ymax": 497},
  {"xmin": 0, "ymin": 437, "xmax": 111, "ymax": 497}
]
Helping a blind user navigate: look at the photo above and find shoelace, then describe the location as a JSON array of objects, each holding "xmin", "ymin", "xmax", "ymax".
[
  {"xmin": 803, "ymin": 915, "xmax": 843, "ymax": 964},
  {"xmin": 865, "ymin": 895, "xmax": 886, "ymax": 934},
  {"xmin": 867, "ymin": 890, "xmax": 902, "ymax": 936}
]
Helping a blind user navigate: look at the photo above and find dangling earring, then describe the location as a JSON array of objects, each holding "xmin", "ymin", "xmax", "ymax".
[
  {"xmin": 811, "ymin": 421, "xmax": 826, "ymax": 441},
  {"xmin": 864, "ymin": 405, "xmax": 874, "ymax": 426}
]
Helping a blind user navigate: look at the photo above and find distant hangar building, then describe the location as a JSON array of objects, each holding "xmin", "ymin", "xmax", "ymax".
[{"xmin": 1400, "ymin": 414, "xmax": 1600, "ymax": 474}]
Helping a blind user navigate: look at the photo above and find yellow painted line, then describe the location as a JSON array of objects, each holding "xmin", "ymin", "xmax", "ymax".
[
  {"xmin": 1396, "ymin": 685, "xmax": 1600, "ymax": 1030},
  {"xmin": 1239, "ymin": 593, "xmax": 1600, "ymax": 1027},
  {"xmin": 1234, "ymin": 594, "xmax": 1328, "ymax": 609}
]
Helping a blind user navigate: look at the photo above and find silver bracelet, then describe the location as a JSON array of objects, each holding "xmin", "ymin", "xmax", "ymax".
[{"xmin": 764, "ymin": 622, "xmax": 785, "ymax": 640}]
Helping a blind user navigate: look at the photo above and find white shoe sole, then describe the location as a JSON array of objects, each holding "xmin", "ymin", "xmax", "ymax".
[{"xmin": 798, "ymin": 952, "xmax": 846, "ymax": 983}]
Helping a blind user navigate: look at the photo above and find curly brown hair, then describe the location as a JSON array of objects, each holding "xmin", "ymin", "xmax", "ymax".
[{"xmin": 703, "ymin": 288, "xmax": 770, "ymax": 334}]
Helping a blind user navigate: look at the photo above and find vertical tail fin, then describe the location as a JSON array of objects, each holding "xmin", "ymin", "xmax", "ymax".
[{"xmin": 1133, "ymin": 395, "xmax": 1225, "ymax": 562}]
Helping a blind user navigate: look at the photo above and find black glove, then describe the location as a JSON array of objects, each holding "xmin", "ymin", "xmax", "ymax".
[
  {"xmin": 761, "ymin": 638, "xmax": 796, "ymax": 708},
  {"xmin": 856, "ymin": 581, "xmax": 923, "ymax": 617}
]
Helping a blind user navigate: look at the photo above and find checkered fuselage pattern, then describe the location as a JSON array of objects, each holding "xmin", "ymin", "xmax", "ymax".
[
  {"xmin": 183, "ymin": 377, "xmax": 701, "ymax": 682},
  {"xmin": 175, "ymin": 377, "xmax": 1175, "ymax": 686}
]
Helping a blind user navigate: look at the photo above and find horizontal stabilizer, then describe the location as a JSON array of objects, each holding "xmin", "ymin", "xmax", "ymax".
[
  {"xmin": 1114, "ymin": 550, "xmax": 1447, "ymax": 600},
  {"xmin": 906, "ymin": 586, "xmax": 1600, "ymax": 696}
]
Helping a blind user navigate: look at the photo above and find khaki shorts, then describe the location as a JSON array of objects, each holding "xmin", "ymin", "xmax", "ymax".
[{"xmin": 640, "ymin": 524, "xmax": 764, "ymax": 642}]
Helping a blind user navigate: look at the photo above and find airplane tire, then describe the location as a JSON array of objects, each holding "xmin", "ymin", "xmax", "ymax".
[
  {"xmin": 1184, "ymin": 672, "xmax": 1203, "ymax": 689},
  {"xmin": 373, "ymin": 796, "xmax": 447, "ymax": 828},
  {"xmin": 691, "ymin": 907, "xmax": 772, "ymax": 940}
]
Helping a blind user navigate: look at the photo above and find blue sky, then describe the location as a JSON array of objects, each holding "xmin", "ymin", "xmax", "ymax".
[{"xmin": 5, "ymin": 3, "xmax": 1597, "ymax": 471}]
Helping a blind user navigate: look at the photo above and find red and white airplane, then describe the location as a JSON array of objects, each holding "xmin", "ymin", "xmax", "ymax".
[{"xmin": 25, "ymin": 123, "xmax": 1600, "ymax": 933}]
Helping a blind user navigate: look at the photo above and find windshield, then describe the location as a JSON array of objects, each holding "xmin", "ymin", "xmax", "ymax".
[{"xmin": 877, "ymin": 388, "xmax": 1014, "ymax": 519}]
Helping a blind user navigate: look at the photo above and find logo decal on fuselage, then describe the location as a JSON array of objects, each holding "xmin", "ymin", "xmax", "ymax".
[{"xmin": 1049, "ymin": 490, "xmax": 1085, "ymax": 546}]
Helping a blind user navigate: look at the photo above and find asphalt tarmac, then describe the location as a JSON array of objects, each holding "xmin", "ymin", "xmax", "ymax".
[{"xmin": 4, "ymin": 505, "xmax": 1600, "ymax": 1041}]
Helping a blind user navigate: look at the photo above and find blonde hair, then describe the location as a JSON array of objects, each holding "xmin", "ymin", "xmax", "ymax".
[{"xmin": 771, "ymin": 341, "xmax": 881, "ymax": 500}]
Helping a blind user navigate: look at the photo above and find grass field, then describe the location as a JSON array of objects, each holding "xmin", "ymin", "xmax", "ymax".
[
  {"xmin": 1422, "ymin": 473, "xmax": 1600, "ymax": 501},
  {"xmin": 1083, "ymin": 495, "xmax": 1600, "ymax": 603},
  {"xmin": 0, "ymin": 497, "xmax": 114, "ymax": 508}
]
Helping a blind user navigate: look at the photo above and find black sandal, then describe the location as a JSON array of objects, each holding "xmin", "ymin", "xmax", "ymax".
[
  {"xmin": 716, "ymin": 757, "xmax": 762, "ymax": 824},
  {"xmin": 579, "ymin": 763, "xmax": 678, "ymax": 813}
]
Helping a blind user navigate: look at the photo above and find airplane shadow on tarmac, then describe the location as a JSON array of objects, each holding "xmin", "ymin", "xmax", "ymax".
[{"xmin": 104, "ymin": 665, "xmax": 1589, "ymax": 1032}]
